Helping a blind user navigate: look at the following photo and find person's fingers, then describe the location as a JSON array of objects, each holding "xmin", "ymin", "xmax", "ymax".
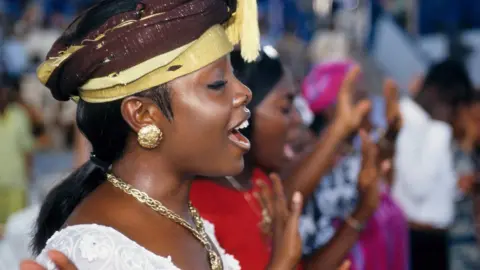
[
  {"xmin": 270, "ymin": 173, "xmax": 288, "ymax": 216},
  {"xmin": 360, "ymin": 129, "xmax": 369, "ymax": 164},
  {"xmin": 271, "ymin": 192, "xmax": 303, "ymax": 268},
  {"xmin": 359, "ymin": 130, "xmax": 378, "ymax": 188},
  {"xmin": 257, "ymin": 181, "xmax": 274, "ymax": 217},
  {"xmin": 48, "ymin": 250, "xmax": 77, "ymax": 270},
  {"xmin": 338, "ymin": 260, "xmax": 352, "ymax": 270},
  {"xmin": 384, "ymin": 80, "xmax": 402, "ymax": 130},
  {"xmin": 384, "ymin": 79, "xmax": 398, "ymax": 103},
  {"xmin": 379, "ymin": 160, "xmax": 392, "ymax": 178},
  {"xmin": 384, "ymin": 80, "xmax": 397, "ymax": 112},
  {"xmin": 408, "ymin": 75, "xmax": 423, "ymax": 97},
  {"xmin": 360, "ymin": 130, "xmax": 375, "ymax": 166},
  {"xmin": 20, "ymin": 260, "xmax": 45, "ymax": 270},
  {"xmin": 364, "ymin": 132, "xmax": 377, "ymax": 168},
  {"xmin": 338, "ymin": 66, "xmax": 362, "ymax": 105},
  {"xmin": 353, "ymin": 100, "xmax": 372, "ymax": 126},
  {"xmin": 389, "ymin": 115, "xmax": 402, "ymax": 130},
  {"xmin": 269, "ymin": 173, "xmax": 289, "ymax": 235},
  {"xmin": 283, "ymin": 192, "xmax": 303, "ymax": 239},
  {"xmin": 290, "ymin": 192, "xmax": 303, "ymax": 219}
]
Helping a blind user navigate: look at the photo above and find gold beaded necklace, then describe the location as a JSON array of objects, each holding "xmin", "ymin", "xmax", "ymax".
[{"xmin": 107, "ymin": 173, "xmax": 223, "ymax": 270}]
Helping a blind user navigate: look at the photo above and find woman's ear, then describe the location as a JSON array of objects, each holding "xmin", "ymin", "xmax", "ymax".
[{"xmin": 120, "ymin": 96, "xmax": 167, "ymax": 133}]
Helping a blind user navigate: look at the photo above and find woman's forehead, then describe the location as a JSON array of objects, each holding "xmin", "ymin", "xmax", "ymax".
[
  {"xmin": 273, "ymin": 71, "xmax": 299, "ymax": 98},
  {"xmin": 283, "ymin": 67, "xmax": 300, "ymax": 94},
  {"xmin": 269, "ymin": 81, "xmax": 296, "ymax": 104}
]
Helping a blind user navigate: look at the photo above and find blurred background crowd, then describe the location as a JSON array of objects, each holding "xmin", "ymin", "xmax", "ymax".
[{"xmin": 0, "ymin": 0, "xmax": 479, "ymax": 269}]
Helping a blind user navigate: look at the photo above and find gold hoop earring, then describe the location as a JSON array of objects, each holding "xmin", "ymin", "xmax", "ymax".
[{"xmin": 137, "ymin": 124, "xmax": 163, "ymax": 149}]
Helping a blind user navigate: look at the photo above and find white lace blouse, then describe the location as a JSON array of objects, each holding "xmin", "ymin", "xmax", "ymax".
[{"xmin": 36, "ymin": 220, "xmax": 241, "ymax": 270}]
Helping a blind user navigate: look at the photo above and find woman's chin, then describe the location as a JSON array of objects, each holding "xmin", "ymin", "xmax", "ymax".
[
  {"xmin": 202, "ymin": 157, "xmax": 245, "ymax": 178},
  {"xmin": 224, "ymin": 157, "xmax": 245, "ymax": 176}
]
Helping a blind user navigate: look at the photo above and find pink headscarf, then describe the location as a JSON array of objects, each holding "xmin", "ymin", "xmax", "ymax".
[{"xmin": 302, "ymin": 61, "xmax": 356, "ymax": 114}]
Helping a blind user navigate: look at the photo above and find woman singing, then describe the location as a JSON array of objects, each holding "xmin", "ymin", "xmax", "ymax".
[{"xmin": 21, "ymin": 0, "xmax": 303, "ymax": 269}]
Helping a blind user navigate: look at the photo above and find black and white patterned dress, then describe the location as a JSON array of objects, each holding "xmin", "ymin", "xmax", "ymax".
[{"xmin": 299, "ymin": 152, "xmax": 361, "ymax": 255}]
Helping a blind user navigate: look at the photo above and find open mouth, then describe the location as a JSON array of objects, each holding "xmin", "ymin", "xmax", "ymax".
[
  {"xmin": 284, "ymin": 144, "xmax": 295, "ymax": 160},
  {"xmin": 228, "ymin": 120, "xmax": 251, "ymax": 151}
]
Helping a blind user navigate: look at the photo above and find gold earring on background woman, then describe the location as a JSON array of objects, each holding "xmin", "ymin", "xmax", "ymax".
[{"xmin": 137, "ymin": 124, "xmax": 163, "ymax": 149}]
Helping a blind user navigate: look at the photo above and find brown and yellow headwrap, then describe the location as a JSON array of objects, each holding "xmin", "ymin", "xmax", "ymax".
[{"xmin": 37, "ymin": 0, "xmax": 260, "ymax": 103}]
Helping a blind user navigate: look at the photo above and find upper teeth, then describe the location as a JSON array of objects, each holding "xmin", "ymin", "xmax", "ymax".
[{"xmin": 235, "ymin": 120, "xmax": 249, "ymax": 130}]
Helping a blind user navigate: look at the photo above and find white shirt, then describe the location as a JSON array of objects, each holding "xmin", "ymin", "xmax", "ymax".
[
  {"xmin": 36, "ymin": 221, "xmax": 240, "ymax": 270},
  {"xmin": 0, "ymin": 205, "xmax": 41, "ymax": 270},
  {"xmin": 24, "ymin": 28, "xmax": 61, "ymax": 60},
  {"xmin": 0, "ymin": 172, "xmax": 67, "ymax": 270},
  {"xmin": 392, "ymin": 98, "xmax": 457, "ymax": 229}
]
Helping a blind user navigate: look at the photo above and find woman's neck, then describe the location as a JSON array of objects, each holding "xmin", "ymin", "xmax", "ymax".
[
  {"xmin": 111, "ymin": 149, "xmax": 192, "ymax": 219},
  {"xmin": 204, "ymin": 158, "xmax": 257, "ymax": 191},
  {"xmin": 231, "ymin": 162, "xmax": 255, "ymax": 190}
]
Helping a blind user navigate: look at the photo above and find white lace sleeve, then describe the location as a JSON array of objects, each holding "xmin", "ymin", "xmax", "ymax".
[
  {"xmin": 37, "ymin": 221, "xmax": 240, "ymax": 270},
  {"xmin": 36, "ymin": 224, "xmax": 180, "ymax": 270}
]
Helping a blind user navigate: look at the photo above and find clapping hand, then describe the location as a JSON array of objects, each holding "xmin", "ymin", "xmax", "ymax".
[
  {"xmin": 378, "ymin": 80, "xmax": 402, "ymax": 161},
  {"xmin": 353, "ymin": 130, "xmax": 390, "ymax": 222},
  {"xmin": 408, "ymin": 75, "xmax": 423, "ymax": 98},
  {"xmin": 268, "ymin": 173, "xmax": 304, "ymax": 270},
  {"xmin": 333, "ymin": 66, "xmax": 372, "ymax": 138},
  {"xmin": 384, "ymin": 79, "xmax": 402, "ymax": 136},
  {"xmin": 20, "ymin": 251, "xmax": 77, "ymax": 270}
]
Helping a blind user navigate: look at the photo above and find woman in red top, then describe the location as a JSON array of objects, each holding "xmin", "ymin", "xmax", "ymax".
[
  {"xmin": 191, "ymin": 48, "xmax": 300, "ymax": 269},
  {"xmin": 190, "ymin": 48, "xmax": 378, "ymax": 270}
]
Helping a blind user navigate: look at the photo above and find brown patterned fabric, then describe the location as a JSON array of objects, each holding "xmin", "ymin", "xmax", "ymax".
[{"xmin": 45, "ymin": 0, "xmax": 235, "ymax": 101}]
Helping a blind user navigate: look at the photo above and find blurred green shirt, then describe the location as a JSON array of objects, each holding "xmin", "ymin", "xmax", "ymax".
[{"xmin": 0, "ymin": 104, "xmax": 34, "ymax": 188}]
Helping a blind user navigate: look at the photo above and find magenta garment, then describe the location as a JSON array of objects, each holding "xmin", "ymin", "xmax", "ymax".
[
  {"xmin": 301, "ymin": 61, "xmax": 356, "ymax": 114},
  {"xmin": 299, "ymin": 152, "xmax": 409, "ymax": 269},
  {"xmin": 342, "ymin": 183, "xmax": 410, "ymax": 270}
]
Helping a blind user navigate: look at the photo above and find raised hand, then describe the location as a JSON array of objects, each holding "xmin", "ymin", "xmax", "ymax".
[
  {"xmin": 384, "ymin": 79, "xmax": 402, "ymax": 136},
  {"xmin": 268, "ymin": 173, "xmax": 304, "ymax": 270},
  {"xmin": 333, "ymin": 66, "xmax": 372, "ymax": 138},
  {"xmin": 20, "ymin": 251, "xmax": 78, "ymax": 270},
  {"xmin": 408, "ymin": 75, "xmax": 423, "ymax": 97},
  {"xmin": 353, "ymin": 130, "xmax": 385, "ymax": 222}
]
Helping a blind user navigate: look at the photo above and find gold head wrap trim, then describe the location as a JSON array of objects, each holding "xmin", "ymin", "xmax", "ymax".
[{"xmin": 81, "ymin": 25, "xmax": 233, "ymax": 103}]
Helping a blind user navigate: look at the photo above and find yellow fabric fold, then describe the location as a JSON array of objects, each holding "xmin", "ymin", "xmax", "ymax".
[
  {"xmin": 37, "ymin": 45, "xmax": 84, "ymax": 85},
  {"xmin": 81, "ymin": 42, "xmax": 193, "ymax": 90},
  {"xmin": 79, "ymin": 25, "xmax": 233, "ymax": 103}
]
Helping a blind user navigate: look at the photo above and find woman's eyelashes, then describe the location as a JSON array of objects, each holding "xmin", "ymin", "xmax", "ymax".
[
  {"xmin": 207, "ymin": 80, "xmax": 228, "ymax": 91},
  {"xmin": 280, "ymin": 100, "xmax": 294, "ymax": 115},
  {"xmin": 280, "ymin": 104, "xmax": 293, "ymax": 115},
  {"xmin": 281, "ymin": 106, "xmax": 292, "ymax": 115}
]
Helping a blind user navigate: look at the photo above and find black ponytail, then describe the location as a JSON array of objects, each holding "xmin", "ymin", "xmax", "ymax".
[{"xmin": 32, "ymin": 162, "xmax": 105, "ymax": 254}]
